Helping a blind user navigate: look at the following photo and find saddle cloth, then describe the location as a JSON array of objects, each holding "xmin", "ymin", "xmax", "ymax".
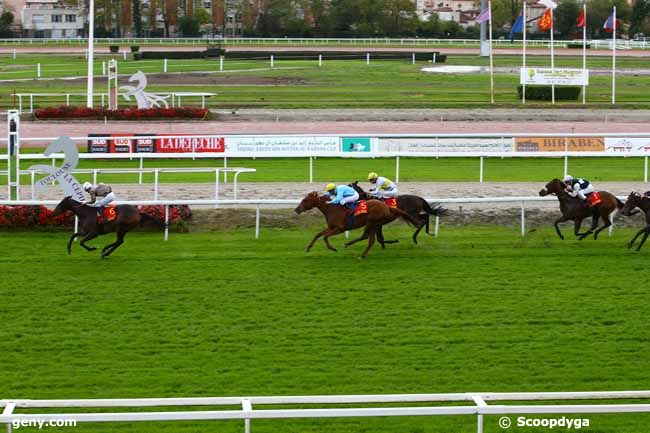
[
  {"xmin": 353, "ymin": 200, "xmax": 369, "ymax": 216},
  {"xmin": 383, "ymin": 198, "xmax": 398, "ymax": 208},
  {"xmin": 97, "ymin": 205, "xmax": 118, "ymax": 223},
  {"xmin": 587, "ymin": 192, "xmax": 602, "ymax": 207}
]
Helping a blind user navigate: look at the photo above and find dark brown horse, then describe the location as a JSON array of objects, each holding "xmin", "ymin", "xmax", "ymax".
[
  {"xmin": 53, "ymin": 196, "xmax": 143, "ymax": 258},
  {"xmin": 539, "ymin": 178, "xmax": 624, "ymax": 240},
  {"xmin": 294, "ymin": 191, "xmax": 419, "ymax": 258},
  {"xmin": 349, "ymin": 181, "xmax": 446, "ymax": 244},
  {"xmin": 621, "ymin": 191, "xmax": 650, "ymax": 251}
]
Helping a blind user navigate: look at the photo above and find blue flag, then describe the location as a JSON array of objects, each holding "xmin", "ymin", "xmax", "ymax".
[{"xmin": 509, "ymin": 15, "xmax": 524, "ymax": 42}]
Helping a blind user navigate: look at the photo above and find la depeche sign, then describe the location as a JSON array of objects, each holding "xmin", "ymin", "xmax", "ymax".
[{"xmin": 88, "ymin": 134, "xmax": 225, "ymax": 153}]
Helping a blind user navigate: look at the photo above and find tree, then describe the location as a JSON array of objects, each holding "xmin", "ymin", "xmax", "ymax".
[
  {"xmin": 132, "ymin": 0, "xmax": 143, "ymax": 37},
  {"xmin": 0, "ymin": 10, "xmax": 13, "ymax": 37},
  {"xmin": 630, "ymin": 0, "xmax": 650, "ymax": 37},
  {"xmin": 491, "ymin": 0, "xmax": 516, "ymax": 28},
  {"xmin": 178, "ymin": 15, "xmax": 200, "ymax": 35},
  {"xmin": 555, "ymin": 0, "xmax": 580, "ymax": 38},
  {"xmin": 194, "ymin": 8, "xmax": 211, "ymax": 24},
  {"xmin": 587, "ymin": 0, "xmax": 630, "ymax": 38}
]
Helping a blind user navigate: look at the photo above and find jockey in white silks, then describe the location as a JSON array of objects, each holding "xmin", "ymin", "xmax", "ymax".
[{"xmin": 367, "ymin": 172, "xmax": 398, "ymax": 199}]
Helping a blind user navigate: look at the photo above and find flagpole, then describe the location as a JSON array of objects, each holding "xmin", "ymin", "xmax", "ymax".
[
  {"xmin": 522, "ymin": 1, "xmax": 527, "ymax": 104},
  {"xmin": 489, "ymin": 0, "xmax": 495, "ymax": 104},
  {"xmin": 582, "ymin": 2, "xmax": 586, "ymax": 105},
  {"xmin": 612, "ymin": 6, "xmax": 616, "ymax": 105},
  {"xmin": 550, "ymin": 7, "xmax": 555, "ymax": 104}
]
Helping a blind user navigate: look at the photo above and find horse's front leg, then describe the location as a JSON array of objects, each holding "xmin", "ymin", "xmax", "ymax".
[
  {"xmin": 553, "ymin": 215, "xmax": 570, "ymax": 240},
  {"xmin": 323, "ymin": 227, "xmax": 344, "ymax": 251},
  {"xmin": 305, "ymin": 227, "xmax": 330, "ymax": 252},
  {"xmin": 79, "ymin": 232, "xmax": 100, "ymax": 251},
  {"xmin": 67, "ymin": 232, "xmax": 83, "ymax": 254},
  {"xmin": 635, "ymin": 227, "xmax": 650, "ymax": 251}
]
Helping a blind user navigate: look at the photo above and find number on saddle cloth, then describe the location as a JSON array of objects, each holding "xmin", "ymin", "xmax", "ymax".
[{"xmin": 97, "ymin": 205, "xmax": 118, "ymax": 223}]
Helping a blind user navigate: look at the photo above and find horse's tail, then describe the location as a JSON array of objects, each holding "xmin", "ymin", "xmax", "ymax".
[
  {"xmin": 391, "ymin": 207, "xmax": 420, "ymax": 227},
  {"xmin": 422, "ymin": 199, "xmax": 448, "ymax": 217}
]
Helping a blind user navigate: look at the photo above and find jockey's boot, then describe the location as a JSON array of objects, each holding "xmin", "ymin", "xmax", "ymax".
[{"xmin": 97, "ymin": 207, "xmax": 107, "ymax": 224}]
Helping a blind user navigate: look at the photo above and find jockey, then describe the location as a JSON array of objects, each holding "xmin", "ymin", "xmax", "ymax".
[
  {"xmin": 325, "ymin": 183, "xmax": 359, "ymax": 208},
  {"xmin": 563, "ymin": 175, "xmax": 594, "ymax": 201},
  {"xmin": 367, "ymin": 172, "xmax": 398, "ymax": 199},
  {"xmin": 83, "ymin": 182, "xmax": 116, "ymax": 222}
]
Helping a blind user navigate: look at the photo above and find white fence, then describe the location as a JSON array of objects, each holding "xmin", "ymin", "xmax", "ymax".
[
  {"xmin": 0, "ymin": 196, "xmax": 605, "ymax": 241},
  {"xmin": 2, "ymin": 391, "xmax": 650, "ymax": 433},
  {"xmin": 0, "ymin": 37, "xmax": 648, "ymax": 49}
]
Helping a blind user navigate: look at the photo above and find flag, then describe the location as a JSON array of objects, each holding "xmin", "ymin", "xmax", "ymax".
[
  {"xmin": 537, "ymin": 0, "xmax": 557, "ymax": 9},
  {"xmin": 603, "ymin": 12, "xmax": 619, "ymax": 32},
  {"xmin": 509, "ymin": 15, "xmax": 524, "ymax": 42},
  {"xmin": 538, "ymin": 8, "xmax": 553, "ymax": 31},
  {"xmin": 476, "ymin": 8, "xmax": 490, "ymax": 23},
  {"xmin": 576, "ymin": 9, "xmax": 585, "ymax": 28}
]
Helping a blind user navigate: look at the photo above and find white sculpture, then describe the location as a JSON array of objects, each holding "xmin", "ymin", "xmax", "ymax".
[
  {"xmin": 29, "ymin": 136, "xmax": 86, "ymax": 202},
  {"xmin": 120, "ymin": 71, "xmax": 170, "ymax": 109}
]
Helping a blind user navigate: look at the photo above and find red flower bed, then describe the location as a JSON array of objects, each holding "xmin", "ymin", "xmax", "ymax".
[
  {"xmin": 138, "ymin": 205, "xmax": 192, "ymax": 226},
  {"xmin": 0, "ymin": 205, "xmax": 74, "ymax": 228},
  {"xmin": 35, "ymin": 106, "xmax": 209, "ymax": 120}
]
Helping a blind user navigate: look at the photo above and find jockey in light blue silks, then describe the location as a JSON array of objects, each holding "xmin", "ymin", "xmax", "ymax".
[{"xmin": 325, "ymin": 183, "xmax": 359, "ymax": 208}]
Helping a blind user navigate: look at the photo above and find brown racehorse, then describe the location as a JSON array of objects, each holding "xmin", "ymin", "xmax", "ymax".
[
  {"xmin": 621, "ymin": 191, "xmax": 650, "ymax": 251},
  {"xmin": 294, "ymin": 191, "xmax": 419, "ymax": 258},
  {"xmin": 539, "ymin": 178, "xmax": 624, "ymax": 240},
  {"xmin": 349, "ymin": 181, "xmax": 446, "ymax": 244},
  {"xmin": 53, "ymin": 196, "xmax": 144, "ymax": 258}
]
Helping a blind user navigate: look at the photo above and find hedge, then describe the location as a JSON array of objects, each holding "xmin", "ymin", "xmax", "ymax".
[{"xmin": 517, "ymin": 85, "xmax": 581, "ymax": 101}]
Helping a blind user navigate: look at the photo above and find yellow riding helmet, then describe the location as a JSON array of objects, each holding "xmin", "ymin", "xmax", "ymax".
[
  {"xmin": 368, "ymin": 172, "xmax": 378, "ymax": 181},
  {"xmin": 326, "ymin": 183, "xmax": 336, "ymax": 191}
]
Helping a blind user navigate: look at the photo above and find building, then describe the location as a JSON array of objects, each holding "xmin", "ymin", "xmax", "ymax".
[{"xmin": 20, "ymin": 0, "xmax": 85, "ymax": 38}]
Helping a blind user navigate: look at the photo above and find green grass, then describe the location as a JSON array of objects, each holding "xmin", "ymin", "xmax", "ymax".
[
  {"xmin": 6, "ymin": 156, "xmax": 649, "ymax": 185},
  {"xmin": 2, "ymin": 226, "xmax": 650, "ymax": 433},
  {"xmin": 2, "ymin": 55, "xmax": 650, "ymax": 109}
]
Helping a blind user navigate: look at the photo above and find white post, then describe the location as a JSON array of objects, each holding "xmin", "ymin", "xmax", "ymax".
[
  {"xmin": 214, "ymin": 168, "xmax": 220, "ymax": 200},
  {"xmin": 87, "ymin": 0, "xmax": 95, "ymax": 108},
  {"xmin": 66, "ymin": 94, "xmax": 70, "ymax": 105},
  {"xmin": 164, "ymin": 58, "xmax": 168, "ymax": 73},
  {"xmin": 123, "ymin": 50, "xmax": 127, "ymax": 61},
  {"xmin": 612, "ymin": 6, "xmax": 617, "ymax": 105},
  {"xmin": 37, "ymin": 63, "xmax": 41, "ymax": 78},
  {"xmin": 477, "ymin": 415, "xmax": 484, "ymax": 433},
  {"xmin": 645, "ymin": 156, "xmax": 648, "ymax": 183},
  {"xmin": 582, "ymin": 3, "xmax": 587, "ymax": 105},
  {"xmin": 31, "ymin": 170, "xmax": 35, "ymax": 199},
  {"xmin": 433, "ymin": 52, "xmax": 437, "ymax": 64},
  {"xmin": 434, "ymin": 215, "xmax": 440, "ymax": 238},
  {"xmin": 521, "ymin": 202, "xmax": 526, "ymax": 237},
  {"xmin": 219, "ymin": 56, "xmax": 224, "ymax": 71},
  {"xmin": 255, "ymin": 207, "xmax": 260, "ymax": 239},
  {"xmin": 366, "ymin": 53, "xmax": 370, "ymax": 65},
  {"xmin": 412, "ymin": 53, "xmax": 415, "ymax": 64},
  {"xmin": 243, "ymin": 398, "xmax": 252, "ymax": 433},
  {"xmin": 270, "ymin": 54, "xmax": 274, "ymax": 67},
  {"xmin": 564, "ymin": 136, "xmax": 568, "ymax": 177},
  {"xmin": 164, "ymin": 205, "xmax": 169, "ymax": 241},
  {"xmin": 395, "ymin": 156, "xmax": 400, "ymax": 183},
  {"xmin": 479, "ymin": 156, "xmax": 484, "ymax": 182},
  {"xmin": 223, "ymin": 157, "xmax": 228, "ymax": 183},
  {"xmin": 12, "ymin": 48, "xmax": 16, "ymax": 60},
  {"xmin": 488, "ymin": 0, "xmax": 494, "ymax": 104},
  {"xmin": 318, "ymin": 54, "xmax": 322, "ymax": 67},
  {"xmin": 309, "ymin": 156, "xmax": 313, "ymax": 183},
  {"xmin": 138, "ymin": 157, "xmax": 143, "ymax": 184},
  {"xmin": 92, "ymin": 168, "xmax": 98, "ymax": 184},
  {"xmin": 74, "ymin": 216, "xmax": 79, "ymax": 233},
  {"xmin": 550, "ymin": 7, "xmax": 555, "ymax": 104},
  {"xmin": 522, "ymin": 1, "xmax": 527, "ymax": 104},
  {"xmin": 154, "ymin": 169, "xmax": 159, "ymax": 200},
  {"xmin": 102, "ymin": 61, "xmax": 106, "ymax": 76}
]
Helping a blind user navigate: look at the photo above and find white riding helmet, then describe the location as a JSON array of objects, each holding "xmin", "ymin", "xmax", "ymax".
[
  {"xmin": 83, "ymin": 181, "xmax": 92, "ymax": 191},
  {"xmin": 563, "ymin": 175, "xmax": 573, "ymax": 183}
]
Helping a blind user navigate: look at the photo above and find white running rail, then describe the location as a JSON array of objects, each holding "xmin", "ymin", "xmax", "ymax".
[{"xmin": 2, "ymin": 391, "xmax": 650, "ymax": 433}]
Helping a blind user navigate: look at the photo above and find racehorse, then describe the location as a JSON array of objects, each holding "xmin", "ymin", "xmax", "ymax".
[
  {"xmin": 294, "ymin": 191, "xmax": 419, "ymax": 258},
  {"xmin": 348, "ymin": 181, "xmax": 446, "ymax": 244},
  {"xmin": 621, "ymin": 192, "xmax": 650, "ymax": 251},
  {"xmin": 539, "ymin": 178, "xmax": 624, "ymax": 240},
  {"xmin": 53, "ymin": 196, "xmax": 144, "ymax": 258}
]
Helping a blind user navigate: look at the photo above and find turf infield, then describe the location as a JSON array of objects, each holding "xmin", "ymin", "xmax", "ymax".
[{"xmin": 1, "ymin": 226, "xmax": 650, "ymax": 433}]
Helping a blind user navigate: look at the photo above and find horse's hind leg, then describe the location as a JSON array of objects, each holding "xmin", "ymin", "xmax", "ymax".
[
  {"xmin": 101, "ymin": 232, "xmax": 125, "ymax": 258},
  {"xmin": 79, "ymin": 232, "xmax": 100, "ymax": 251},
  {"xmin": 359, "ymin": 226, "xmax": 377, "ymax": 259},
  {"xmin": 412, "ymin": 219, "xmax": 426, "ymax": 244},
  {"xmin": 593, "ymin": 212, "xmax": 613, "ymax": 240},
  {"xmin": 67, "ymin": 232, "xmax": 82, "ymax": 254},
  {"xmin": 344, "ymin": 226, "xmax": 370, "ymax": 248},
  {"xmin": 634, "ymin": 227, "xmax": 650, "ymax": 251},
  {"xmin": 578, "ymin": 215, "xmax": 598, "ymax": 240}
]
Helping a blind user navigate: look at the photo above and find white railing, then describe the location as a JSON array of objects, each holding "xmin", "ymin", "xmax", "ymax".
[
  {"xmin": 2, "ymin": 391, "xmax": 650, "ymax": 433},
  {"xmin": 0, "ymin": 37, "xmax": 648, "ymax": 49},
  {"xmin": 17, "ymin": 167, "xmax": 256, "ymax": 201},
  {"xmin": 11, "ymin": 92, "xmax": 215, "ymax": 112},
  {"xmin": 0, "ymin": 196, "xmax": 612, "ymax": 241}
]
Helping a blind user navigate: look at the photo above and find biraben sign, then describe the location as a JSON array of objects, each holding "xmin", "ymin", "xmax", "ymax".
[{"xmin": 156, "ymin": 135, "xmax": 225, "ymax": 153}]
